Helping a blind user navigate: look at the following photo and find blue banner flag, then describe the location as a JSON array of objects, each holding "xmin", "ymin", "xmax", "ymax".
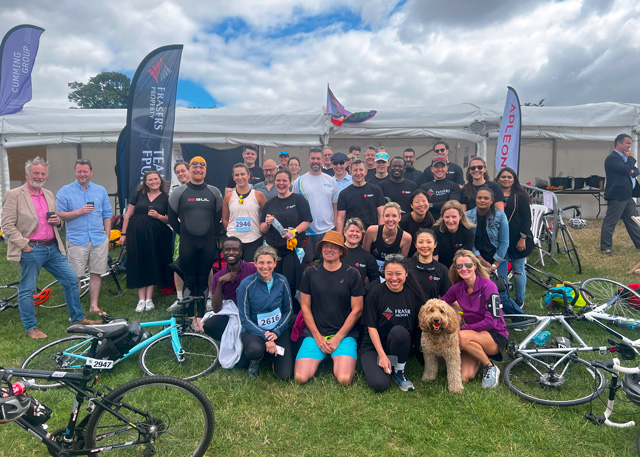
[
  {"xmin": 124, "ymin": 44, "xmax": 182, "ymax": 202},
  {"xmin": 495, "ymin": 86, "xmax": 522, "ymax": 173},
  {"xmin": 0, "ymin": 24, "xmax": 44, "ymax": 115}
]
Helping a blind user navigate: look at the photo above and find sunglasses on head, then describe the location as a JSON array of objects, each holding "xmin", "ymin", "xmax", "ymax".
[
  {"xmin": 434, "ymin": 148, "xmax": 446, "ymax": 153},
  {"xmin": 455, "ymin": 262, "xmax": 474, "ymax": 270},
  {"xmin": 385, "ymin": 254, "xmax": 404, "ymax": 261},
  {"xmin": 469, "ymin": 165, "xmax": 485, "ymax": 171}
]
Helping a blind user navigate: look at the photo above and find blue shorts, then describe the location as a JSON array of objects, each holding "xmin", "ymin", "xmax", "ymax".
[{"xmin": 296, "ymin": 336, "xmax": 357, "ymax": 361}]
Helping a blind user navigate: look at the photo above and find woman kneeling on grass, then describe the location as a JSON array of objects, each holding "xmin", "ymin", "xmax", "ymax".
[
  {"xmin": 441, "ymin": 250, "xmax": 508, "ymax": 388},
  {"xmin": 360, "ymin": 255, "xmax": 425, "ymax": 393},
  {"xmin": 237, "ymin": 245, "xmax": 293, "ymax": 380}
]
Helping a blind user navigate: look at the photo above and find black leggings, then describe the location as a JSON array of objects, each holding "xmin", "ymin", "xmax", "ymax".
[
  {"xmin": 360, "ymin": 325, "xmax": 412, "ymax": 393},
  {"xmin": 202, "ymin": 314, "xmax": 229, "ymax": 341},
  {"xmin": 241, "ymin": 328, "xmax": 293, "ymax": 381},
  {"xmin": 179, "ymin": 234, "xmax": 218, "ymax": 317},
  {"xmin": 274, "ymin": 247, "xmax": 302, "ymax": 315}
]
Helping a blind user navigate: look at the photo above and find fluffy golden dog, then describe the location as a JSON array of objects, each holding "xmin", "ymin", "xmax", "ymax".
[{"xmin": 418, "ymin": 299, "xmax": 463, "ymax": 394}]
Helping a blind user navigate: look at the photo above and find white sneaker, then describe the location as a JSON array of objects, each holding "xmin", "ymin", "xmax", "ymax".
[
  {"xmin": 135, "ymin": 300, "xmax": 146, "ymax": 312},
  {"xmin": 167, "ymin": 300, "xmax": 181, "ymax": 312},
  {"xmin": 206, "ymin": 298, "xmax": 212, "ymax": 312},
  {"xmin": 145, "ymin": 299, "xmax": 155, "ymax": 311}
]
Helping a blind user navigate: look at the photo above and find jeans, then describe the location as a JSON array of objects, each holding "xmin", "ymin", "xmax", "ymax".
[
  {"xmin": 18, "ymin": 244, "xmax": 84, "ymax": 332},
  {"xmin": 497, "ymin": 261, "xmax": 523, "ymax": 315},
  {"xmin": 509, "ymin": 256, "xmax": 527, "ymax": 304}
]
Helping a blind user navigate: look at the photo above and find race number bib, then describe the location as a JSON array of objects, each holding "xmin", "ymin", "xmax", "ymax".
[
  {"xmin": 257, "ymin": 308, "xmax": 282, "ymax": 330},
  {"xmin": 235, "ymin": 217, "xmax": 253, "ymax": 232}
]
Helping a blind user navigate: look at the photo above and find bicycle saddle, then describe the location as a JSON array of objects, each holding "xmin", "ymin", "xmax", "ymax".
[{"xmin": 67, "ymin": 320, "xmax": 128, "ymax": 339}]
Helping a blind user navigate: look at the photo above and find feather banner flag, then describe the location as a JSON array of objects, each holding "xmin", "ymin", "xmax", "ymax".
[
  {"xmin": 495, "ymin": 86, "xmax": 522, "ymax": 174},
  {"xmin": 326, "ymin": 85, "xmax": 376, "ymax": 126}
]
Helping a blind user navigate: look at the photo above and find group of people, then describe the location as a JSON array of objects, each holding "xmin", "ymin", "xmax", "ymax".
[{"xmin": 7, "ymin": 133, "xmax": 637, "ymax": 393}]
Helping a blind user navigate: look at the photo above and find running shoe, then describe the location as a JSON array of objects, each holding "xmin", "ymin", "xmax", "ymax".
[
  {"xmin": 206, "ymin": 298, "xmax": 213, "ymax": 312},
  {"xmin": 167, "ymin": 300, "xmax": 181, "ymax": 312},
  {"xmin": 145, "ymin": 299, "xmax": 155, "ymax": 311},
  {"xmin": 248, "ymin": 360, "xmax": 260, "ymax": 378},
  {"xmin": 135, "ymin": 300, "xmax": 146, "ymax": 312},
  {"xmin": 392, "ymin": 370, "xmax": 415, "ymax": 392},
  {"xmin": 482, "ymin": 364, "xmax": 500, "ymax": 388}
]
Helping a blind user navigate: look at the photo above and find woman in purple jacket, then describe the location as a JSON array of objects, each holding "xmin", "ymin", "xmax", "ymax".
[{"xmin": 441, "ymin": 249, "xmax": 508, "ymax": 389}]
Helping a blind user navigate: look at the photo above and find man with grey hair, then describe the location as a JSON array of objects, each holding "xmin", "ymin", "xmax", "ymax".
[
  {"xmin": 1, "ymin": 157, "xmax": 99, "ymax": 338},
  {"xmin": 254, "ymin": 159, "xmax": 279, "ymax": 201},
  {"xmin": 322, "ymin": 146, "xmax": 335, "ymax": 176}
]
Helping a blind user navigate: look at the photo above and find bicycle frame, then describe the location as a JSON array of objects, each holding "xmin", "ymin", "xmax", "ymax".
[
  {"xmin": 2, "ymin": 367, "xmax": 147, "ymax": 455},
  {"xmin": 58, "ymin": 316, "xmax": 187, "ymax": 369}
]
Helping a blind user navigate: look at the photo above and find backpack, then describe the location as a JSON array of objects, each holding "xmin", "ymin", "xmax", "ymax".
[
  {"xmin": 111, "ymin": 215, "xmax": 124, "ymax": 231},
  {"xmin": 543, "ymin": 283, "xmax": 587, "ymax": 309}
]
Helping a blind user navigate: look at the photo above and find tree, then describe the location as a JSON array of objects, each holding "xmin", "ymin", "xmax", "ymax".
[{"xmin": 68, "ymin": 71, "xmax": 131, "ymax": 109}]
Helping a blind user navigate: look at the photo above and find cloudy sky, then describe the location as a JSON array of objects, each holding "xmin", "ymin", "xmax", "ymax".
[{"xmin": 3, "ymin": 0, "xmax": 639, "ymax": 110}]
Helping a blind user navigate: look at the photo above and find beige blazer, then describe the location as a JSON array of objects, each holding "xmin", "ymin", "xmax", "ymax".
[{"xmin": 1, "ymin": 184, "xmax": 65, "ymax": 261}]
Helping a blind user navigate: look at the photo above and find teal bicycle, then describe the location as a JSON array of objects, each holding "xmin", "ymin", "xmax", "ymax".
[{"xmin": 21, "ymin": 297, "xmax": 219, "ymax": 389}]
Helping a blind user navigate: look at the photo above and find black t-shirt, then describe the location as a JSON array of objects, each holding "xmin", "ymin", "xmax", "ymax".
[
  {"xmin": 461, "ymin": 181, "xmax": 504, "ymax": 210},
  {"xmin": 420, "ymin": 179, "xmax": 462, "ymax": 218},
  {"xmin": 475, "ymin": 213, "xmax": 496, "ymax": 262},
  {"xmin": 434, "ymin": 226, "xmax": 475, "ymax": 269},
  {"xmin": 322, "ymin": 167, "xmax": 335, "ymax": 177},
  {"xmin": 399, "ymin": 212, "xmax": 435, "ymax": 257},
  {"xmin": 343, "ymin": 245, "xmax": 380, "ymax": 286},
  {"xmin": 360, "ymin": 283, "xmax": 421, "ymax": 354},
  {"xmin": 368, "ymin": 175, "xmax": 389, "ymax": 187},
  {"xmin": 418, "ymin": 162, "xmax": 465, "ymax": 187},
  {"xmin": 405, "ymin": 168, "xmax": 422, "ymax": 184},
  {"xmin": 406, "ymin": 257, "xmax": 451, "ymax": 299},
  {"xmin": 366, "ymin": 168, "xmax": 377, "ymax": 181},
  {"xmin": 377, "ymin": 179, "xmax": 417, "ymax": 214},
  {"xmin": 337, "ymin": 183, "xmax": 385, "ymax": 229},
  {"xmin": 226, "ymin": 166, "xmax": 265, "ymax": 189},
  {"xmin": 299, "ymin": 263, "xmax": 365, "ymax": 338},
  {"xmin": 260, "ymin": 193, "xmax": 312, "ymax": 249}
]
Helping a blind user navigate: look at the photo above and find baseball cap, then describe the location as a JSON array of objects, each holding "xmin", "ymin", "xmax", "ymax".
[{"xmin": 430, "ymin": 156, "xmax": 448, "ymax": 167}]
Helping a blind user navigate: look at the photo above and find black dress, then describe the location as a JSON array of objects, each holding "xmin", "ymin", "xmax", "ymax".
[{"xmin": 126, "ymin": 191, "xmax": 173, "ymax": 289}]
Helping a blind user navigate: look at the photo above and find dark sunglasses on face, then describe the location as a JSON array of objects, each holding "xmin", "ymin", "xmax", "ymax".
[
  {"xmin": 435, "ymin": 148, "xmax": 446, "ymax": 153},
  {"xmin": 469, "ymin": 165, "xmax": 485, "ymax": 171},
  {"xmin": 332, "ymin": 161, "xmax": 346, "ymax": 166},
  {"xmin": 455, "ymin": 262, "xmax": 474, "ymax": 270}
]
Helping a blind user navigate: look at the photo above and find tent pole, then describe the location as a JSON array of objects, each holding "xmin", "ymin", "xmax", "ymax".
[{"xmin": 551, "ymin": 138, "xmax": 557, "ymax": 177}]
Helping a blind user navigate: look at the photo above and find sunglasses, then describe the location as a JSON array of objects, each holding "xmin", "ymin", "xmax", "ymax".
[
  {"xmin": 434, "ymin": 148, "xmax": 446, "ymax": 153},
  {"xmin": 385, "ymin": 254, "xmax": 404, "ymax": 261},
  {"xmin": 332, "ymin": 161, "xmax": 346, "ymax": 166},
  {"xmin": 190, "ymin": 161, "xmax": 206, "ymax": 167},
  {"xmin": 469, "ymin": 165, "xmax": 485, "ymax": 171},
  {"xmin": 455, "ymin": 262, "xmax": 474, "ymax": 270}
]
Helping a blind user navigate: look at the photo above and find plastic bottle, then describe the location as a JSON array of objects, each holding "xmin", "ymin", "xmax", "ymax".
[
  {"xmin": 11, "ymin": 379, "xmax": 35, "ymax": 395},
  {"xmin": 532, "ymin": 331, "xmax": 551, "ymax": 346},
  {"xmin": 270, "ymin": 217, "xmax": 287, "ymax": 237}
]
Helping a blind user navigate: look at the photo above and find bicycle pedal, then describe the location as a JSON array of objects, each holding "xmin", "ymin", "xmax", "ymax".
[{"xmin": 584, "ymin": 412, "xmax": 605, "ymax": 425}]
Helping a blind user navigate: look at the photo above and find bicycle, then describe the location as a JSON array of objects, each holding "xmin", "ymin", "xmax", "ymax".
[
  {"xmin": 0, "ymin": 365, "xmax": 214, "ymax": 456},
  {"xmin": 502, "ymin": 280, "xmax": 640, "ymax": 406},
  {"xmin": 21, "ymin": 296, "xmax": 219, "ymax": 389},
  {"xmin": 0, "ymin": 280, "xmax": 52, "ymax": 313},
  {"xmin": 40, "ymin": 247, "xmax": 127, "ymax": 309},
  {"xmin": 535, "ymin": 204, "xmax": 584, "ymax": 273}
]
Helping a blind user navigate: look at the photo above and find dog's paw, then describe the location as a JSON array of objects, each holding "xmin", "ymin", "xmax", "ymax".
[
  {"xmin": 449, "ymin": 384, "xmax": 463, "ymax": 394},
  {"xmin": 421, "ymin": 374, "xmax": 436, "ymax": 382}
]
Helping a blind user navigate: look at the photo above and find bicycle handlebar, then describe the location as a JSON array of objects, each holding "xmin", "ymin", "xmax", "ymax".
[{"xmin": 612, "ymin": 358, "xmax": 640, "ymax": 374}]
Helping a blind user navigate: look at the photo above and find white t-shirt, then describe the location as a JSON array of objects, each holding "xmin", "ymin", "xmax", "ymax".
[{"xmin": 292, "ymin": 172, "xmax": 339, "ymax": 235}]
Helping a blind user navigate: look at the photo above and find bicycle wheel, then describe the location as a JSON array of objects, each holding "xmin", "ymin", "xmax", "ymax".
[
  {"xmin": 21, "ymin": 335, "xmax": 92, "ymax": 389},
  {"xmin": 85, "ymin": 375, "xmax": 214, "ymax": 456},
  {"xmin": 581, "ymin": 278, "xmax": 640, "ymax": 320},
  {"xmin": 504, "ymin": 352, "xmax": 606, "ymax": 406},
  {"xmin": 38, "ymin": 276, "xmax": 90, "ymax": 309},
  {"xmin": 139, "ymin": 332, "xmax": 218, "ymax": 380},
  {"xmin": 558, "ymin": 225, "xmax": 581, "ymax": 273},
  {"xmin": 525, "ymin": 263, "xmax": 562, "ymax": 290}
]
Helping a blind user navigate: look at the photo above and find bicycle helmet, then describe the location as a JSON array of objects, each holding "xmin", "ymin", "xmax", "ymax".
[
  {"xmin": 0, "ymin": 393, "xmax": 31, "ymax": 423},
  {"xmin": 550, "ymin": 336, "xmax": 572, "ymax": 349},
  {"xmin": 621, "ymin": 372, "xmax": 640, "ymax": 408},
  {"xmin": 568, "ymin": 218, "xmax": 587, "ymax": 230},
  {"xmin": 33, "ymin": 288, "xmax": 51, "ymax": 306}
]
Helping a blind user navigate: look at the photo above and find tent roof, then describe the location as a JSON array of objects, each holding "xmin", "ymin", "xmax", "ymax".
[{"xmin": 1, "ymin": 102, "xmax": 639, "ymax": 149}]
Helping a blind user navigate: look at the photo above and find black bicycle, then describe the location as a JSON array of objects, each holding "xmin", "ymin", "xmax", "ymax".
[{"xmin": 0, "ymin": 365, "xmax": 214, "ymax": 456}]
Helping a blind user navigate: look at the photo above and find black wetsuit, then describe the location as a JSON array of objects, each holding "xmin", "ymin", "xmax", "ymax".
[{"xmin": 169, "ymin": 182, "xmax": 223, "ymax": 317}]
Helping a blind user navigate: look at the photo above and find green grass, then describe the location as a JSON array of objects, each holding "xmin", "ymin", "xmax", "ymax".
[{"xmin": 1, "ymin": 220, "xmax": 640, "ymax": 456}]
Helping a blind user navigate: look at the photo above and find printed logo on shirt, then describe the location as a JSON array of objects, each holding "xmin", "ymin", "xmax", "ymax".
[
  {"xmin": 187, "ymin": 197, "xmax": 210, "ymax": 202},
  {"xmin": 382, "ymin": 308, "xmax": 394, "ymax": 320},
  {"xmin": 454, "ymin": 243, "xmax": 463, "ymax": 249},
  {"xmin": 285, "ymin": 205, "xmax": 296, "ymax": 210},
  {"xmin": 323, "ymin": 184, "xmax": 333, "ymax": 188},
  {"xmin": 363, "ymin": 193, "xmax": 374, "ymax": 198},
  {"xmin": 355, "ymin": 263, "xmax": 366, "ymax": 269},
  {"xmin": 426, "ymin": 189, "xmax": 435, "ymax": 198},
  {"xmin": 401, "ymin": 190, "xmax": 412, "ymax": 194},
  {"xmin": 395, "ymin": 309, "xmax": 411, "ymax": 318}
]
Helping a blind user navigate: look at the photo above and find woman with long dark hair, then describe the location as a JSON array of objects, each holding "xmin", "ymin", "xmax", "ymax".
[
  {"xmin": 461, "ymin": 157, "xmax": 504, "ymax": 212},
  {"xmin": 121, "ymin": 170, "xmax": 172, "ymax": 312},
  {"xmin": 400, "ymin": 189, "xmax": 435, "ymax": 257},
  {"xmin": 406, "ymin": 229, "xmax": 451, "ymax": 299},
  {"xmin": 496, "ymin": 167, "xmax": 533, "ymax": 309},
  {"xmin": 360, "ymin": 255, "xmax": 425, "ymax": 392}
]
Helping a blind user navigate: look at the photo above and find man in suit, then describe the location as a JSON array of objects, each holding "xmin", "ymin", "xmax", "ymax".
[
  {"xmin": 1, "ymin": 157, "xmax": 99, "ymax": 338},
  {"xmin": 600, "ymin": 134, "xmax": 640, "ymax": 256}
]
